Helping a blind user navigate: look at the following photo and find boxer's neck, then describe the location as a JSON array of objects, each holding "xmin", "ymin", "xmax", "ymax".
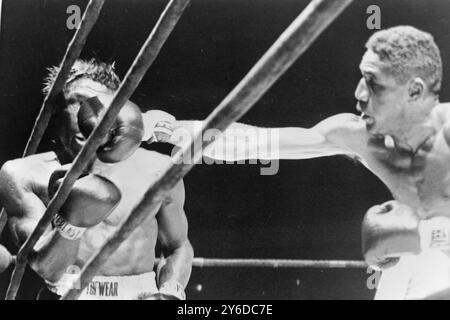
[{"xmin": 391, "ymin": 99, "xmax": 440, "ymax": 155}]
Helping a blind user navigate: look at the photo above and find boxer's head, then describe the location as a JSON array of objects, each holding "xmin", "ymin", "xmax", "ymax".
[
  {"xmin": 355, "ymin": 26, "xmax": 442, "ymax": 139},
  {"xmin": 44, "ymin": 59, "xmax": 121, "ymax": 161}
]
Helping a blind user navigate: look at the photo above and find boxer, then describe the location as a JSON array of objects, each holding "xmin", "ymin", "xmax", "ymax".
[
  {"xmin": 164, "ymin": 26, "xmax": 450, "ymax": 299},
  {"xmin": 0, "ymin": 59, "xmax": 193, "ymax": 299}
]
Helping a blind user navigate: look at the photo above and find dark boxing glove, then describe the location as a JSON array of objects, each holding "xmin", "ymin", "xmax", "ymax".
[
  {"xmin": 48, "ymin": 166, "xmax": 121, "ymax": 239},
  {"xmin": 77, "ymin": 96, "xmax": 144, "ymax": 163}
]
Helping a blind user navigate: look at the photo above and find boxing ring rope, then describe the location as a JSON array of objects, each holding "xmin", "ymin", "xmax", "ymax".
[
  {"xmin": 61, "ymin": 0, "xmax": 354, "ymax": 300},
  {"xmin": 5, "ymin": 0, "xmax": 191, "ymax": 300},
  {"xmin": 0, "ymin": 0, "xmax": 105, "ymax": 240},
  {"xmin": 24, "ymin": 0, "xmax": 105, "ymax": 157},
  {"xmin": 167, "ymin": 258, "xmax": 368, "ymax": 269}
]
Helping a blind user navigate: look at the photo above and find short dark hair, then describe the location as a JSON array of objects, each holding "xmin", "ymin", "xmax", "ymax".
[
  {"xmin": 43, "ymin": 59, "xmax": 121, "ymax": 95},
  {"xmin": 365, "ymin": 26, "xmax": 442, "ymax": 94}
]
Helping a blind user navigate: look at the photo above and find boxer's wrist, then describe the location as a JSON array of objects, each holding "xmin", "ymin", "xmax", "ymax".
[
  {"xmin": 158, "ymin": 280, "xmax": 186, "ymax": 300},
  {"xmin": 419, "ymin": 216, "xmax": 450, "ymax": 251},
  {"xmin": 52, "ymin": 214, "xmax": 86, "ymax": 240}
]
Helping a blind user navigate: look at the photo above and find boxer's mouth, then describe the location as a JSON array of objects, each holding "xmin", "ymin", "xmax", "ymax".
[
  {"xmin": 360, "ymin": 113, "xmax": 374, "ymax": 126},
  {"xmin": 73, "ymin": 134, "xmax": 86, "ymax": 148}
]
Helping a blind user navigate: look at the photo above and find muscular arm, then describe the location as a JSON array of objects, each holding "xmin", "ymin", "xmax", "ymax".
[
  {"xmin": 0, "ymin": 159, "xmax": 73, "ymax": 283},
  {"xmin": 0, "ymin": 159, "xmax": 50, "ymax": 245},
  {"xmin": 171, "ymin": 113, "xmax": 365, "ymax": 161},
  {"xmin": 156, "ymin": 180, "xmax": 193, "ymax": 289},
  {"xmin": 0, "ymin": 159, "xmax": 120, "ymax": 283}
]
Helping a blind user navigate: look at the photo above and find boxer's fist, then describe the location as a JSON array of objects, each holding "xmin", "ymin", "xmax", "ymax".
[
  {"xmin": 362, "ymin": 200, "xmax": 421, "ymax": 270},
  {"xmin": 48, "ymin": 168, "xmax": 121, "ymax": 228},
  {"xmin": 0, "ymin": 244, "xmax": 13, "ymax": 274},
  {"xmin": 142, "ymin": 110, "xmax": 176, "ymax": 144},
  {"xmin": 78, "ymin": 96, "xmax": 144, "ymax": 163}
]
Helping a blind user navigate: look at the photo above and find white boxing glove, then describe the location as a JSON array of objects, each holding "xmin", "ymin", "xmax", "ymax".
[
  {"xmin": 362, "ymin": 200, "xmax": 450, "ymax": 270},
  {"xmin": 142, "ymin": 110, "xmax": 176, "ymax": 144}
]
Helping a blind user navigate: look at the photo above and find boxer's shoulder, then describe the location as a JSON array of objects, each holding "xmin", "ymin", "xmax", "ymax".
[
  {"xmin": 316, "ymin": 113, "xmax": 370, "ymax": 156},
  {"xmin": 432, "ymin": 102, "xmax": 450, "ymax": 124},
  {"xmin": 433, "ymin": 103, "xmax": 450, "ymax": 146},
  {"xmin": 0, "ymin": 152, "xmax": 60, "ymax": 184}
]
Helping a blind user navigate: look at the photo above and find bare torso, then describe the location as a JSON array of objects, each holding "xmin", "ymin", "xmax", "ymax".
[
  {"xmin": 352, "ymin": 103, "xmax": 450, "ymax": 219},
  {"xmin": 18, "ymin": 148, "xmax": 173, "ymax": 276}
]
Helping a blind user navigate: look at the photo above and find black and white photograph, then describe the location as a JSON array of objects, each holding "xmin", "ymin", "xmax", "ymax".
[{"xmin": 0, "ymin": 0, "xmax": 450, "ymax": 304}]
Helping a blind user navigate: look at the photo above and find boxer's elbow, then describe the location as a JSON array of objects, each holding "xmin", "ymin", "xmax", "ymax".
[
  {"xmin": 181, "ymin": 239, "xmax": 194, "ymax": 261},
  {"xmin": 163, "ymin": 237, "xmax": 192, "ymax": 256}
]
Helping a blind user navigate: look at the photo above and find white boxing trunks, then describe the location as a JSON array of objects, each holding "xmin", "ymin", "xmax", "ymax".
[
  {"xmin": 375, "ymin": 249, "xmax": 450, "ymax": 299},
  {"xmin": 48, "ymin": 271, "xmax": 158, "ymax": 300}
]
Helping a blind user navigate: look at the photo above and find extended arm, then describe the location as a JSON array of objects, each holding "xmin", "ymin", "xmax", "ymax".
[{"xmin": 170, "ymin": 113, "xmax": 364, "ymax": 161}]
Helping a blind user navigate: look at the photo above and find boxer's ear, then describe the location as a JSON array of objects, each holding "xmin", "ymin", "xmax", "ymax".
[{"xmin": 408, "ymin": 78, "xmax": 425, "ymax": 101}]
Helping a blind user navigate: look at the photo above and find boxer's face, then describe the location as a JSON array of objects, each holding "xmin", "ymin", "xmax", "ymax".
[
  {"xmin": 355, "ymin": 50, "xmax": 412, "ymax": 137},
  {"xmin": 54, "ymin": 78, "xmax": 114, "ymax": 160}
]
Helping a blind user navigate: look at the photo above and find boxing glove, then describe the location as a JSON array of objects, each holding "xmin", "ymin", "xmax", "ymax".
[
  {"xmin": 48, "ymin": 167, "xmax": 121, "ymax": 232},
  {"xmin": 142, "ymin": 109, "xmax": 176, "ymax": 144},
  {"xmin": 362, "ymin": 200, "xmax": 450, "ymax": 270},
  {"xmin": 78, "ymin": 96, "xmax": 144, "ymax": 163}
]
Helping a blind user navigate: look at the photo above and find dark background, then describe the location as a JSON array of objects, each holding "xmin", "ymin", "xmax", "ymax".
[{"xmin": 0, "ymin": 0, "xmax": 449, "ymax": 300}]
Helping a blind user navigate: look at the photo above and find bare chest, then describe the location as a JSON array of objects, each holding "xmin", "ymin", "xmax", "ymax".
[
  {"xmin": 363, "ymin": 133, "xmax": 450, "ymax": 217},
  {"xmin": 90, "ymin": 148, "xmax": 171, "ymax": 226}
]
